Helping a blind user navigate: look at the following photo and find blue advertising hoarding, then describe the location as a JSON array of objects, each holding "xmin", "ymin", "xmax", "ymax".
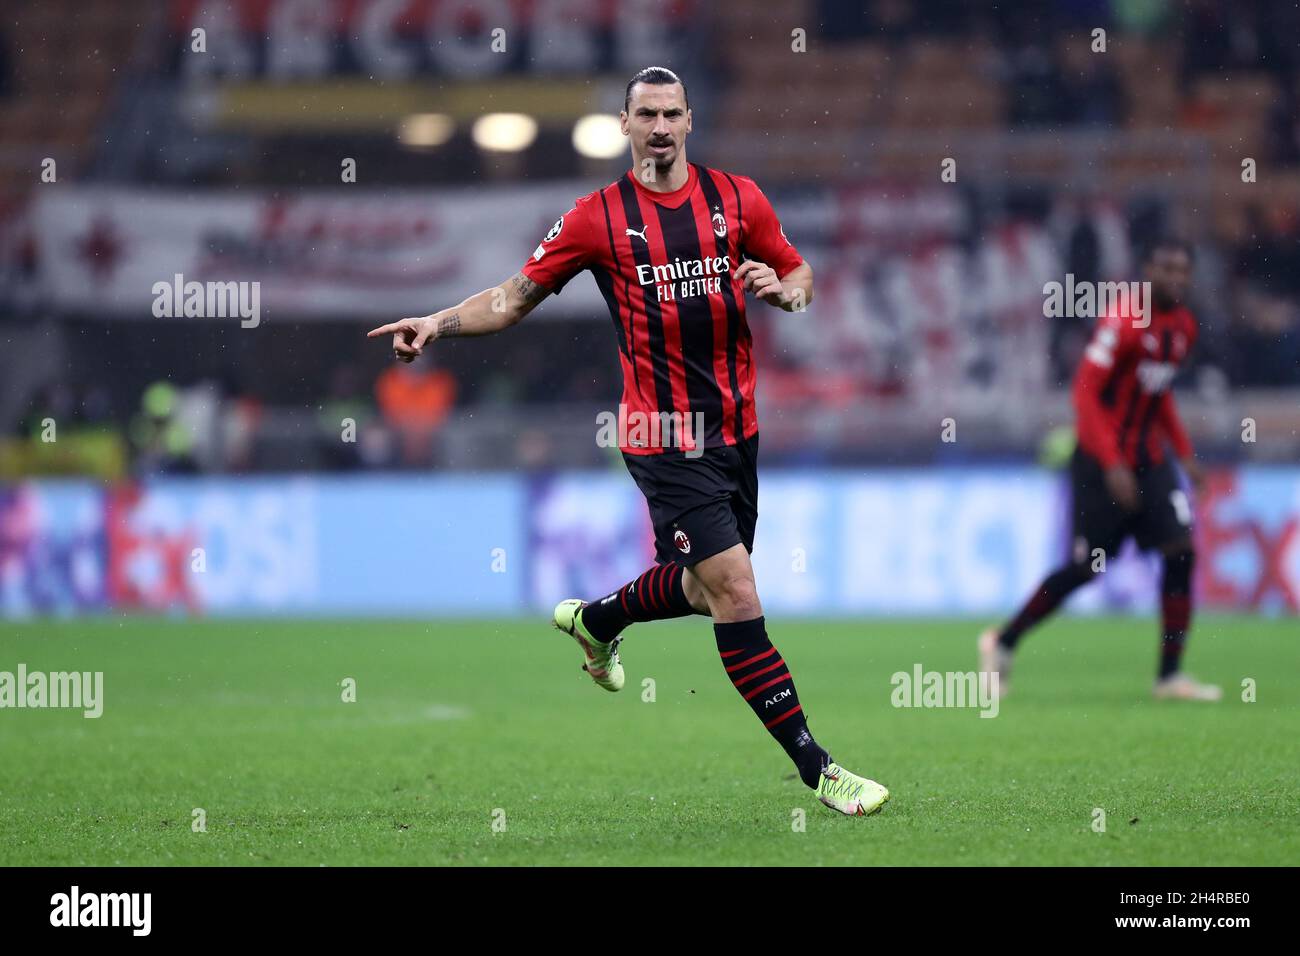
[{"xmin": 2, "ymin": 467, "xmax": 1296, "ymax": 617}]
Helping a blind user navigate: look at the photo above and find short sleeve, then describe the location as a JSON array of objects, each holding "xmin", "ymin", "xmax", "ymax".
[
  {"xmin": 1082, "ymin": 309, "xmax": 1139, "ymax": 371},
  {"xmin": 741, "ymin": 181, "xmax": 803, "ymax": 278},
  {"xmin": 520, "ymin": 199, "xmax": 596, "ymax": 294}
]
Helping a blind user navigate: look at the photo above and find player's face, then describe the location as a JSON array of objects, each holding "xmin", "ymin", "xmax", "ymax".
[
  {"xmin": 1145, "ymin": 248, "xmax": 1192, "ymax": 309},
  {"xmin": 621, "ymin": 83, "xmax": 691, "ymax": 172}
]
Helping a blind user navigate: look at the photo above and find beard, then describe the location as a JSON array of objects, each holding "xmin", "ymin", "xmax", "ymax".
[{"xmin": 647, "ymin": 141, "xmax": 676, "ymax": 170}]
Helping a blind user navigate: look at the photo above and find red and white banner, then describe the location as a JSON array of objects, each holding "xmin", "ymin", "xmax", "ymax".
[{"xmin": 28, "ymin": 185, "xmax": 608, "ymax": 319}]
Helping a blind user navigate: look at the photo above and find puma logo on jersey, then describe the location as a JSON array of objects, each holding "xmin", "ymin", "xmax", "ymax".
[{"xmin": 625, "ymin": 226, "xmax": 649, "ymax": 242}]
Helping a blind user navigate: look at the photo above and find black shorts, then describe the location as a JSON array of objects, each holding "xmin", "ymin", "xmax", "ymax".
[
  {"xmin": 1070, "ymin": 448, "xmax": 1194, "ymax": 561},
  {"xmin": 622, "ymin": 433, "xmax": 759, "ymax": 567}
]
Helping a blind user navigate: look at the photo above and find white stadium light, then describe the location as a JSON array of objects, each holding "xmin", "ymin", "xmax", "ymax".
[
  {"xmin": 398, "ymin": 113, "xmax": 455, "ymax": 148},
  {"xmin": 472, "ymin": 113, "xmax": 538, "ymax": 152},
  {"xmin": 572, "ymin": 114, "xmax": 625, "ymax": 159}
]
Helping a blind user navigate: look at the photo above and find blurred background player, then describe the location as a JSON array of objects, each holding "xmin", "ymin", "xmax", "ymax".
[
  {"xmin": 368, "ymin": 68, "xmax": 888, "ymax": 817},
  {"xmin": 980, "ymin": 239, "xmax": 1221, "ymax": 702}
]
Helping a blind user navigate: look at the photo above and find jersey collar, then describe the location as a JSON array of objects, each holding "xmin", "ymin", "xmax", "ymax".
[{"xmin": 627, "ymin": 161, "xmax": 698, "ymax": 208}]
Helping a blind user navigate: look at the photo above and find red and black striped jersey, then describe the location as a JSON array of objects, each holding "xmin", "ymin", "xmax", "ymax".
[
  {"xmin": 1073, "ymin": 301, "xmax": 1197, "ymax": 469},
  {"xmin": 520, "ymin": 162, "xmax": 804, "ymax": 455}
]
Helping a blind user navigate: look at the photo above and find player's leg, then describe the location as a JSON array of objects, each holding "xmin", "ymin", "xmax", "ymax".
[
  {"xmin": 630, "ymin": 454, "xmax": 835, "ymax": 788},
  {"xmin": 690, "ymin": 542, "xmax": 887, "ymax": 815},
  {"xmin": 992, "ymin": 559, "xmax": 1099, "ymax": 652},
  {"xmin": 575, "ymin": 560, "xmax": 710, "ymax": 644},
  {"xmin": 554, "ymin": 557, "xmax": 711, "ymax": 690},
  {"xmin": 700, "ymin": 436, "xmax": 885, "ymax": 815},
  {"xmin": 553, "ymin": 447, "xmax": 724, "ymax": 691},
  {"xmin": 682, "ymin": 565, "xmax": 708, "ymax": 611},
  {"xmin": 980, "ymin": 448, "xmax": 1119, "ymax": 695},
  {"xmin": 1155, "ymin": 540, "xmax": 1198, "ymax": 681},
  {"xmin": 1140, "ymin": 467, "xmax": 1220, "ymax": 701},
  {"xmin": 978, "ymin": 558, "xmax": 1098, "ymax": 697}
]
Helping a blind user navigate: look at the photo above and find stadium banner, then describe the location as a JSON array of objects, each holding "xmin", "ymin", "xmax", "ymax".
[
  {"xmin": 167, "ymin": 0, "xmax": 697, "ymax": 82},
  {"xmin": 27, "ymin": 186, "xmax": 609, "ymax": 319},
  {"xmin": 27, "ymin": 183, "xmax": 1072, "ymax": 330},
  {"xmin": 0, "ymin": 476, "xmax": 525, "ymax": 616},
  {"xmin": 21, "ymin": 180, "xmax": 1130, "ymax": 475},
  {"xmin": 527, "ymin": 467, "xmax": 1069, "ymax": 613},
  {"xmin": 2, "ymin": 467, "xmax": 1296, "ymax": 618}
]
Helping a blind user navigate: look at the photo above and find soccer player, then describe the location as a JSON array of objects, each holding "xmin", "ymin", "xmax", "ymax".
[
  {"xmin": 979, "ymin": 239, "xmax": 1221, "ymax": 701},
  {"xmin": 368, "ymin": 67, "xmax": 888, "ymax": 816}
]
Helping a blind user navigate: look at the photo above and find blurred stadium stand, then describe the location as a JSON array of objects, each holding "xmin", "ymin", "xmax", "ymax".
[{"xmin": 2, "ymin": 0, "xmax": 1299, "ymax": 479}]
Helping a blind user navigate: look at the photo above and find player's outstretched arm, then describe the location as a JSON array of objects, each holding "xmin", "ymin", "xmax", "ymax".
[
  {"xmin": 776, "ymin": 261, "xmax": 814, "ymax": 311},
  {"xmin": 366, "ymin": 271, "xmax": 550, "ymax": 362},
  {"xmin": 735, "ymin": 260, "xmax": 814, "ymax": 312}
]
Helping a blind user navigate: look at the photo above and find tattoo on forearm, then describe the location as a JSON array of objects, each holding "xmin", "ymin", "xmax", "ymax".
[
  {"xmin": 437, "ymin": 313, "xmax": 461, "ymax": 337},
  {"xmin": 509, "ymin": 272, "xmax": 549, "ymax": 306}
]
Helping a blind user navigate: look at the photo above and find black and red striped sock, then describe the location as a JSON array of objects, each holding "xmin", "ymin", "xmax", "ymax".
[
  {"xmin": 580, "ymin": 562, "xmax": 699, "ymax": 643},
  {"xmin": 1159, "ymin": 549, "xmax": 1194, "ymax": 679},
  {"xmin": 715, "ymin": 617, "xmax": 830, "ymax": 789},
  {"xmin": 998, "ymin": 562, "xmax": 1095, "ymax": 649}
]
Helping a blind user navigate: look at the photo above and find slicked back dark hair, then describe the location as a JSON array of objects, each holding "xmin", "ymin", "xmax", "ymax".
[
  {"xmin": 624, "ymin": 67, "xmax": 688, "ymax": 113},
  {"xmin": 1142, "ymin": 237, "xmax": 1195, "ymax": 265}
]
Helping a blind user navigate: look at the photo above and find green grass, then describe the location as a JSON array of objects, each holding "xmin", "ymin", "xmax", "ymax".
[{"xmin": 0, "ymin": 614, "xmax": 1294, "ymax": 866}]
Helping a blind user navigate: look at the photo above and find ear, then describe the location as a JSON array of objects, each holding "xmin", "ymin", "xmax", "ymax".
[
  {"xmin": 620, "ymin": 110, "xmax": 630, "ymax": 136},
  {"xmin": 685, "ymin": 108, "xmax": 692, "ymax": 134}
]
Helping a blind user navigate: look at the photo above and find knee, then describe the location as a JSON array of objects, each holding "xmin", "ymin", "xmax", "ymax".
[
  {"xmin": 680, "ymin": 569, "xmax": 710, "ymax": 614},
  {"xmin": 708, "ymin": 573, "xmax": 761, "ymax": 619}
]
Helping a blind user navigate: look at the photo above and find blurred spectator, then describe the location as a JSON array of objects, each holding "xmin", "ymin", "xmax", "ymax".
[
  {"xmin": 17, "ymin": 384, "xmax": 76, "ymax": 438},
  {"xmin": 1049, "ymin": 213, "xmax": 1102, "ymax": 384},
  {"xmin": 1235, "ymin": 203, "xmax": 1300, "ymax": 296},
  {"xmin": 1227, "ymin": 203, "xmax": 1300, "ymax": 385},
  {"xmin": 1004, "ymin": 39, "xmax": 1072, "ymax": 127},
  {"xmin": 1057, "ymin": 34, "xmax": 1125, "ymax": 127},
  {"xmin": 318, "ymin": 364, "xmax": 379, "ymax": 470},
  {"xmin": 3, "ymin": 383, "xmax": 127, "ymax": 480},
  {"xmin": 196, "ymin": 367, "xmax": 261, "ymax": 473},
  {"xmin": 130, "ymin": 382, "xmax": 198, "ymax": 475},
  {"xmin": 1228, "ymin": 283, "xmax": 1300, "ymax": 386},
  {"xmin": 375, "ymin": 360, "xmax": 458, "ymax": 467},
  {"xmin": 1178, "ymin": 0, "xmax": 1241, "ymax": 82}
]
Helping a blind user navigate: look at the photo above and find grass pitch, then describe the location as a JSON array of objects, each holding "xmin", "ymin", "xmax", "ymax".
[{"xmin": 0, "ymin": 614, "xmax": 1294, "ymax": 866}]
